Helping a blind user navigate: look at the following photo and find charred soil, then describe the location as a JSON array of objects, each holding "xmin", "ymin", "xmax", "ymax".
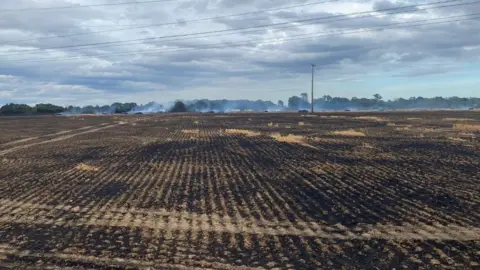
[{"xmin": 0, "ymin": 111, "xmax": 479, "ymax": 269}]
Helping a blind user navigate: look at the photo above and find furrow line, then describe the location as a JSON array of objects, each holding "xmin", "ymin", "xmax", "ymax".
[
  {"xmin": 0, "ymin": 212, "xmax": 478, "ymax": 241},
  {"xmin": 0, "ymin": 123, "xmax": 127, "ymax": 156}
]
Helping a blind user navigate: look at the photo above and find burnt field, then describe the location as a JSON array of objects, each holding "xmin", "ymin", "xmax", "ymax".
[{"xmin": 0, "ymin": 111, "xmax": 479, "ymax": 269}]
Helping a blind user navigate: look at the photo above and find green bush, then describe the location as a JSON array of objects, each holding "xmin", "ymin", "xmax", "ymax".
[{"xmin": 170, "ymin": 101, "xmax": 188, "ymax": 113}]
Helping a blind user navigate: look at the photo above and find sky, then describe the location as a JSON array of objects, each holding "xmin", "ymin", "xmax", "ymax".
[{"xmin": 0, "ymin": 0, "xmax": 479, "ymax": 106}]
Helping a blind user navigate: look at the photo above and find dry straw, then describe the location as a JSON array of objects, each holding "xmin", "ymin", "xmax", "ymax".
[
  {"xmin": 331, "ymin": 129, "xmax": 366, "ymax": 137},
  {"xmin": 224, "ymin": 129, "xmax": 261, "ymax": 137}
]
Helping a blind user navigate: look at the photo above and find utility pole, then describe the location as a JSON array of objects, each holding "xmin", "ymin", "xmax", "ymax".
[{"xmin": 311, "ymin": 64, "xmax": 316, "ymax": 113}]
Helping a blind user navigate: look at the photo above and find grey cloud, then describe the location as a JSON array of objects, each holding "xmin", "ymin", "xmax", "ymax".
[
  {"xmin": 0, "ymin": 0, "xmax": 479, "ymax": 104},
  {"xmin": 217, "ymin": 0, "xmax": 312, "ymax": 11},
  {"xmin": 218, "ymin": 0, "xmax": 257, "ymax": 8},
  {"xmin": 252, "ymin": 43, "xmax": 376, "ymax": 73},
  {"xmin": 393, "ymin": 66, "xmax": 453, "ymax": 77},
  {"xmin": 273, "ymin": 10, "xmax": 301, "ymax": 20},
  {"xmin": 373, "ymin": 0, "xmax": 412, "ymax": 10},
  {"xmin": 213, "ymin": 14, "xmax": 274, "ymax": 29},
  {"xmin": 433, "ymin": 2, "xmax": 480, "ymax": 16},
  {"xmin": 0, "ymin": 2, "xmax": 104, "ymax": 36}
]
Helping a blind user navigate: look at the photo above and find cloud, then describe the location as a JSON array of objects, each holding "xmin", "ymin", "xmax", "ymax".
[
  {"xmin": 373, "ymin": 0, "xmax": 414, "ymax": 10},
  {"xmin": 0, "ymin": 0, "xmax": 479, "ymax": 105}
]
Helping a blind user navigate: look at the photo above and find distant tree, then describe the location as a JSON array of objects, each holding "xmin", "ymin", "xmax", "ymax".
[
  {"xmin": 194, "ymin": 100, "xmax": 209, "ymax": 112},
  {"xmin": 210, "ymin": 100, "xmax": 225, "ymax": 112},
  {"xmin": 34, "ymin": 103, "xmax": 65, "ymax": 114},
  {"xmin": 82, "ymin": 108, "xmax": 96, "ymax": 114},
  {"xmin": 187, "ymin": 103, "xmax": 197, "ymax": 112},
  {"xmin": 3, "ymin": 94, "xmax": 479, "ymax": 116},
  {"xmin": 288, "ymin": 96, "xmax": 302, "ymax": 109},
  {"xmin": 170, "ymin": 101, "xmax": 188, "ymax": 113},
  {"xmin": 357, "ymin": 98, "xmax": 375, "ymax": 108},
  {"xmin": 82, "ymin": 105, "xmax": 96, "ymax": 114},
  {"xmin": 300, "ymin": 93, "xmax": 308, "ymax": 102},
  {"xmin": 253, "ymin": 99, "xmax": 269, "ymax": 111},
  {"xmin": 66, "ymin": 106, "xmax": 82, "ymax": 114},
  {"xmin": 98, "ymin": 105, "xmax": 111, "ymax": 113},
  {"xmin": 290, "ymin": 95, "xmax": 312, "ymax": 109},
  {"xmin": 0, "ymin": 103, "xmax": 34, "ymax": 115},
  {"xmin": 109, "ymin": 102, "xmax": 137, "ymax": 113}
]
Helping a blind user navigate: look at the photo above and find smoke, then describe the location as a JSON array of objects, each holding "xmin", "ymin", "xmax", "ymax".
[
  {"xmin": 62, "ymin": 96, "xmax": 479, "ymax": 115},
  {"xmin": 129, "ymin": 102, "xmax": 165, "ymax": 114},
  {"xmin": 184, "ymin": 99, "xmax": 283, "ymax": 113}
]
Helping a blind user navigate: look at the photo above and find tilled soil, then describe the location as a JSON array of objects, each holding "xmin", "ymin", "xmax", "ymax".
[{"xmin": 0, "ymin": 111, "xmax": 479, "ymax": 269}]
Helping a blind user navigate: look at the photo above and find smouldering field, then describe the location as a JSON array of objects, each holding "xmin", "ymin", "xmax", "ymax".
[{"xmin": 0, "ymin": 111, "xmax": 479, "ymax": 269}]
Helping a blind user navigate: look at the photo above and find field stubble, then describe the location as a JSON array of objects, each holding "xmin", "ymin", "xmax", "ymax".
[{"xmin": 0, "ymin": 111, "xmax": 479, "ymax": 269}]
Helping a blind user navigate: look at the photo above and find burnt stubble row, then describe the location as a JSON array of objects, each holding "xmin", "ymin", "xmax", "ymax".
[{"xmin": 0, "ymin": 111, "xmax": 479, "ymax": 269}]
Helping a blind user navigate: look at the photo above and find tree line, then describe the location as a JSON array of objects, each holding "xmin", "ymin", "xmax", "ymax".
[
  {"xmin": 0, "ymin": 103, "xmax": 65, "ymax": 115},
  {"xmin": 287, "ymin": 94, "xmax": 479, "ymax": 110},
  {"xmin": 1, "ymin": 94, "xmax": 478, "ymax": 115},
  {"xmin": 0, "ymin": 102, "xmax": 149, "ymax": 115},
  {"xmin": 67, "ymin": 102, "xmax": 140, "ymax": 114}
]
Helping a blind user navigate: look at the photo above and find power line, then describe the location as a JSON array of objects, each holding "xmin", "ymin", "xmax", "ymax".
[
  {"xmin": 0, "ymin": 0, "xmax": 178, "ymax": 13},
  {"xmin": 1, "ymin": 0, "xmax": 474, "ymax": 56},
  {"xmin": 4, "ymin": 12, "xmax": 479, "ymax": 64},
  {"xmin": 64, "ymin": 0, "xmax": 480, "ymax": 53},
  {"xmin": 0, "ymin": 0, "xmax": 340, "ymax": 44},
  {"xmin": 5, "ymin": 13, "xmax": 480, "ymax": 63}
]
